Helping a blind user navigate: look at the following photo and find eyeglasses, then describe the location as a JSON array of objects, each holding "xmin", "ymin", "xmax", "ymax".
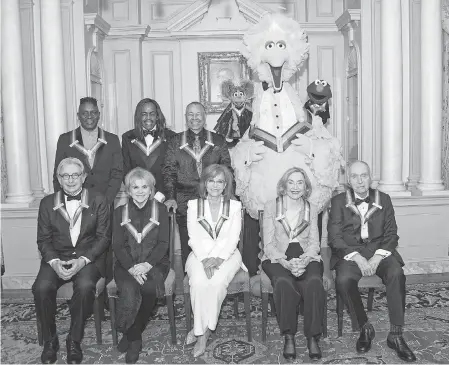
[
  {"xmin": 59, "ymin": 173, "xmax": 82, "ymax": 181},
  {"xmin": 79, "ymin": 111, "xmax": 100, "ymax": 118},
  {"xmin": 207, "ymin": 179, "xmax": 225, "ymax": 186},
  {"xmin": 349, "ymin": 173, "xmax": 370, "ymax": 180}
]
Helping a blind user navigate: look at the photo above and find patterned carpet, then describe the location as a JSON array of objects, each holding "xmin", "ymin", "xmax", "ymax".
[{"xmin": 2, "ymin": 283, "xmax": 449, "ymax": 364}]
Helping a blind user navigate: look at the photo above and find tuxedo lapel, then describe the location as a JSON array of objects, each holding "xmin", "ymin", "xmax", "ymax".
[{"xmin": 77, "ymin": 190, "xmax": 91, "ymax": 242}]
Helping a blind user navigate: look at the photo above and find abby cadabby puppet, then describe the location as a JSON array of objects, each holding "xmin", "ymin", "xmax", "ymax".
[{"xmin": 231, "ymin": 13, "xmax": 343, "ymax": 222}]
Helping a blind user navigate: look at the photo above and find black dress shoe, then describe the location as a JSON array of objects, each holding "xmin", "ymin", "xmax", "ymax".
[
  {"xmin": 387, "ymin": 335, "xmax": 417, "ymax": 362},
  {"xmin": 307, "ymin": 336, "xmax": 322, "ymax": 361},
  {"xmin": 117, "ymin": 334, "xmax": 129, "ymax": 353},
  {"xmin": 283, "ymin": 334, "xmax": 296, "ymax": 360},
  {"xmin": 356, "ymin": 323, "xmax": 375, "ymax": 353},
  {"xmin": 66, "ymin": 337, "xmax": 83, "ymax": 364},
  {"xmin": 41, "ymin": 336, "xmax": 59, "ymax": 364},
  {"xmin": 125, "ymin": 339, "xmax": 142, "ymax": 364}
]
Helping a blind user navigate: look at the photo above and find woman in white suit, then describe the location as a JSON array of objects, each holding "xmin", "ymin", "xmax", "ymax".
[{"xmin": 185, "ymin": 164, "xmax": 244, "ymax": 357}]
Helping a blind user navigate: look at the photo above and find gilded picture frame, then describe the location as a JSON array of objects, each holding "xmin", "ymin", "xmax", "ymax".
[{"xmin": 198, "ymin": 51, "xmax": 252, "ymax": 114}]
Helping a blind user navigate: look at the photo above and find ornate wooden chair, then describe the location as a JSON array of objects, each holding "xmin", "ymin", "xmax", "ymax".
[
  {"xmin": 107, "ymin": 210, "xmax": 177, "ymax": 345},
  {"xmin": 258, "ymin": 210, "xmax": 329, "ymax": 343},
  {"xmin": 183, "ymin": 209, "xmax": 252, "ymax": 342},
  {"xmin": 36, "ymin": 278, "xmax": 106, "ymax": 345}
]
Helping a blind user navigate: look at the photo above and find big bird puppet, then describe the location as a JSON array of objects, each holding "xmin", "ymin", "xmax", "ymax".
[{"xmin": 231, "ymin": 13, "xmax": 344, "ymax": 275}]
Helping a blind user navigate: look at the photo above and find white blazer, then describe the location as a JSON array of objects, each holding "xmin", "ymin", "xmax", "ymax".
[{"xmin": 187, "ymin": 198, "xmax": 243, "ymax": 263}]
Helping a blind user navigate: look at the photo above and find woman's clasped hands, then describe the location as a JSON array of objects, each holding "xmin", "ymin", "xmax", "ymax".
[
  {"xmin": 201, "ymin": 257, "xmax": 225, "ymax": 279},
  {"xmin": 128, "ymin": 262, "xmax": 153, "ymax": 285}
]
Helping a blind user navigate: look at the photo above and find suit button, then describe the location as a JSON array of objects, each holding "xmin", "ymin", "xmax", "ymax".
[
  {"xmin": 276, "ymin": 115, "xmax": 279, "ymax": 118},
  {"xmin": 90, "ymin": 184, "xmax": 94, "ymax": 187},
  {"xmin": 277, "ymin": 126, "xmax": 280, "ymax": 129},
  {"xmin": 72, "ymin": 252, "xmax": 76, "ymax": 255},
  {"xmin": 274, "ymin": 104, "xmax": 277, "ymax": 107},
  {"xmin": 90, "ymin": 172, "xmax": 94, "ymax": 175}
]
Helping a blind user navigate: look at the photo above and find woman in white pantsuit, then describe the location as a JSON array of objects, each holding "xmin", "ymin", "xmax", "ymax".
[{"xmin": 185, "ymin": 164, "xmax": 245, "ymax": 357}]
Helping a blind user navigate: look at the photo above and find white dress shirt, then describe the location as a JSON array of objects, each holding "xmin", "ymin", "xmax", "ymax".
[
  {"xmin": 143, "ymin": 126, "xmax": 156, "ymax": 147},
  {"xmin": 47, "ymin": 190, "xmax": 90, "ymax": 266},
  {"xmin": 344, "ymin": 192, "xmax": 391, "ymax": 261}
]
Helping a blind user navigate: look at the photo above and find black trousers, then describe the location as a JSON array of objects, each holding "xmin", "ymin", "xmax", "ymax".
[
  {"xmin": 32, "ymin": 261, "xmax": 101, "ymax": 342},
  {"xmin": 242, "ymin": 213, "xmax": 260, "ymax": 277},
  {"xmin": 114, "ymin": 265, "xmax": 158, "ymax": 341},
  {"xmin": 334, "ymin": 255, "xmax": 406, "ymax": 327},
  {"xmin": 262, "ymin": 243, "xmax": 325, "ymax": 337},
  {"xmin": 177, "ymin": 215, "xmax": 191, "ymax": 270}
]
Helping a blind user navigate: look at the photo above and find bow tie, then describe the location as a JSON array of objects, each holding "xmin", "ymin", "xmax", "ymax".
[
  {"xmin": 65, "ymin": 193, "xmax": 81, "ymax": 201},
  {"xmin": 143, "ymin": 129, "xmax": 157, "ymax": 138},
  {"xmin": 355, "ymin": 197, "xmax": 370, "ymax": 206}
]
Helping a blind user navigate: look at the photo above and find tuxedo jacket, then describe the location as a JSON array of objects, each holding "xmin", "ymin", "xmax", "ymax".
[
  {"xmin": 327, "ymin": 188, "xmax": 404, "ymax": 269},
  {"xmin": 261, "ymin": 197, "xmax": 320, "ymax": 264},
  {"xmin": 53, "ymin": 127, "xmax": 123, "ymax": 204},
  {"xmin": 37, "ymin": 189, "xmax": 111, "ymax": 276},
  {"xmin": 162, "ymin": 129, "xmax": 232, "ymax": 216},
  {"xmin": 187, "ymin": 198, "xmax": 243, "ymax": 264},
  {"xmin": 121, "ymin": 128, "xmax": 176, "ymax": 194}
]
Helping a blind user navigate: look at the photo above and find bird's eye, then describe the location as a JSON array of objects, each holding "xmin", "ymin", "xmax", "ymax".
[
  {"xmin": 238, "ymin": 91, "xmax": 243, "ymax": 97},
  {"xmin": 314, "ymin": 80, "xmax": 320, "ymax": 86},
  {"xmin": 320, "ymin": 80, "xmax": 328, "ymax": 86},
  {"xmin": 233, "ymin": 92, "xmax": 239, "ymax": 97},
  {"xmin": 265, "ymin": 41, "xmax": 275, "ymax": 49},
  {"xmin": 276, "ymin": 41, "xmax": 286, "ymax": 49}
]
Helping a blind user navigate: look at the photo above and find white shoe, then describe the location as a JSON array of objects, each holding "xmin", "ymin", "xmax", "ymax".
[
  {"xmin": 192, "ymin": 329, "xmax": 210, "ymax": 358},
  {"xmin": 185, "ymin": 329, "xmax": 197, "ymax": 345}
]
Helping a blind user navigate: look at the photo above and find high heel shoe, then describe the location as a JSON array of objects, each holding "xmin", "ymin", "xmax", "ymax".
[
  {"xmin": 192, "ymin": 329, "xmax": 210, "ymax": 358},
  {"xmin": 185, "ymin": 329, "xmax": 197, "ymax": 345}
]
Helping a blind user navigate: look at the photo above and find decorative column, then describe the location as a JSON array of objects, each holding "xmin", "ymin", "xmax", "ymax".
[
  {"xmin": 1, "ymin": 0, "xmax": 34, "ymax": 204},
  {"xmin": 416, "ymin": 0, "xmax": 446, "ymax": 193},
  {"xmin": 377, "ymin": 0, "xmax": 408, "ymax": 194},
  {"xmin": 40, "ymin": 0, "xmax": 68, "ymax": 190}
]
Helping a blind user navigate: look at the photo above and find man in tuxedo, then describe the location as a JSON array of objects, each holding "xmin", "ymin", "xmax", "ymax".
[
  {"xmin": 33, "ymin": 157, "xmax": 111, "ymax": 364},
  {"xmin": 122, "ymin": 98, "xmax": 176, "ymax": 197},
  {"xmin": 162, "ymin": 102, "xmax": 232, "ymax": 269},
  {"xmin": 53, "ymin": 97, "xmax": 123, "ymax": 205},
  {"xmin": 328, "ymin": 160, "xmax": 416, "ymax": 362},
  {"xmin": 53, "ymin": 97, "xmax": 122, "ymax": 306}
]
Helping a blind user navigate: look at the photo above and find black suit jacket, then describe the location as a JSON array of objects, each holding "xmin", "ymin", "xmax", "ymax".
[
  {"xmin": 327, "ymin": 188, "xmax": 404, "ymax": 269},
  {"xmin": 162, "ymin": 128, "xmax": 232, "ymax": 216},
  {"xmin": 37, "ymin": 189, "xmax": 111, "ymax": 276},
  {"xmin": 121, "ymin": 128, "xmax": 176, "ymax": 194},
  {"xmin": 53, "ymin": 127, "xmax": 123, "ymax": 204}
]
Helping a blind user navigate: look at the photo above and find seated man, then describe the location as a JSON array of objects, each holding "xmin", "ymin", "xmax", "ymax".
[
  {"xmin": 33, "ymin": 157, "xmax": 111, "ymax": 364},
  {"xmin": 328, "ymin": 160, "xmax": 416, "ymax": 363}
]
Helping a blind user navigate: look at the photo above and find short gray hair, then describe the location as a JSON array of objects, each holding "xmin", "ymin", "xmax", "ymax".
[
  {"xmin": 57, "ymin": 157, "xmax": 85, "ymax": 176},
  {"xmin": 347, "ymin": 160, "xmax": 372, "ymax": 179},
  {"xmin": 124, "ymin": 167, "xmax": 156, "ymax": 199}
]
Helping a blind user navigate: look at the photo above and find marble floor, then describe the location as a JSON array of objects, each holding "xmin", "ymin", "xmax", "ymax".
[{"xmin": 2, "ymin": 283, "xmax": 449, "ymax": 364}]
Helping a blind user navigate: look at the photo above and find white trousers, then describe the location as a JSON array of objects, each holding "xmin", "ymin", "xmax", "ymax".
[{"xmin": 185, "ymin": 250, "xmax": 242, "ymax": 336}]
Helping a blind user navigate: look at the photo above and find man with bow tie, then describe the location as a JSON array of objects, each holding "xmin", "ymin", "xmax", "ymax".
[
  {"xmin": 162, "ymin": 102, "xmax": 232, "ymax": 269},
  {"xmin": 52, "ymin": 97, "xmax": 123, "ymax": 205},
  {"xmin": 121, "ymin": 98, "xmax": 176, "ymax": 198},
  {"xmin": 33, "ymin": 157, "xmax": 111, "ymax": 364},
  {"xmin": 328, "ymin": 160, "xmax": 416, "ymax": 362}
]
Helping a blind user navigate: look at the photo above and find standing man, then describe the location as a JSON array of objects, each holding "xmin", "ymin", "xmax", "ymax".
[
  {"xmin": 162, "ymin": 102, "xmax": 232, "ymax": 269},
  {"xmin": 122, "ymin": 98, "xmax": 175, "ymax": 198},
  {"xmin": 53, "ymin": 97, "xmax": 123, "ymax": 205},
  {"xmin": 53, "ymin": 97, "xmax": 123, "ymax": 300},
  {"xmin": 33, "ymin": 158, "xmax": 110, "ymax": 364},
  {"xmin": 328, "ymin": 160, "xmax": 416, "ymax": 362}
]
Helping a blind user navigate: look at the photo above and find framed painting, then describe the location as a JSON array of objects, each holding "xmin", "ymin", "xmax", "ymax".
[{"xmin": 198, "ymin": 51, "xmax": 252, "ymax": 114}]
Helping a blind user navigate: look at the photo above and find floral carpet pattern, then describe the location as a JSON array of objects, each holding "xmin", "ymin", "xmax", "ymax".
[{"xmin": 2, "ymin": 283, "xmax": 449, "ymax": 364}]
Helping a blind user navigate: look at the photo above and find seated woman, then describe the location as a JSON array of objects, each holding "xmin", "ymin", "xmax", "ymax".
[
  {"xmin": 185, "ymin": 164, "xmax": 245, "ymax": 357},
  {"xmin": 261, "ymin": 167, "xmax": 332, "ymax": 361},
  {"xmin": 112, "ymin": 167, "xmax": 170, "ymax": 364}
]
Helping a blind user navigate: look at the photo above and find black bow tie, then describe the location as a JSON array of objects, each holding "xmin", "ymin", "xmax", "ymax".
[
  {"xmin": 143, "ymin": 129, "xmax": 157, "ymax": 138},
  {"xmin": 66, "ymin": 193, "xmax": 81, "ymax": 201},
  {"xmin": 355, "ymin": 197, "xmax": 370, "ymax": 206}
]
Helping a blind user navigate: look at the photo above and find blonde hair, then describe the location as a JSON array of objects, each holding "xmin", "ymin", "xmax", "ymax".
[{"xmin": 124, "ymin": 167, "xmax": 156, "ymax": 200}]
